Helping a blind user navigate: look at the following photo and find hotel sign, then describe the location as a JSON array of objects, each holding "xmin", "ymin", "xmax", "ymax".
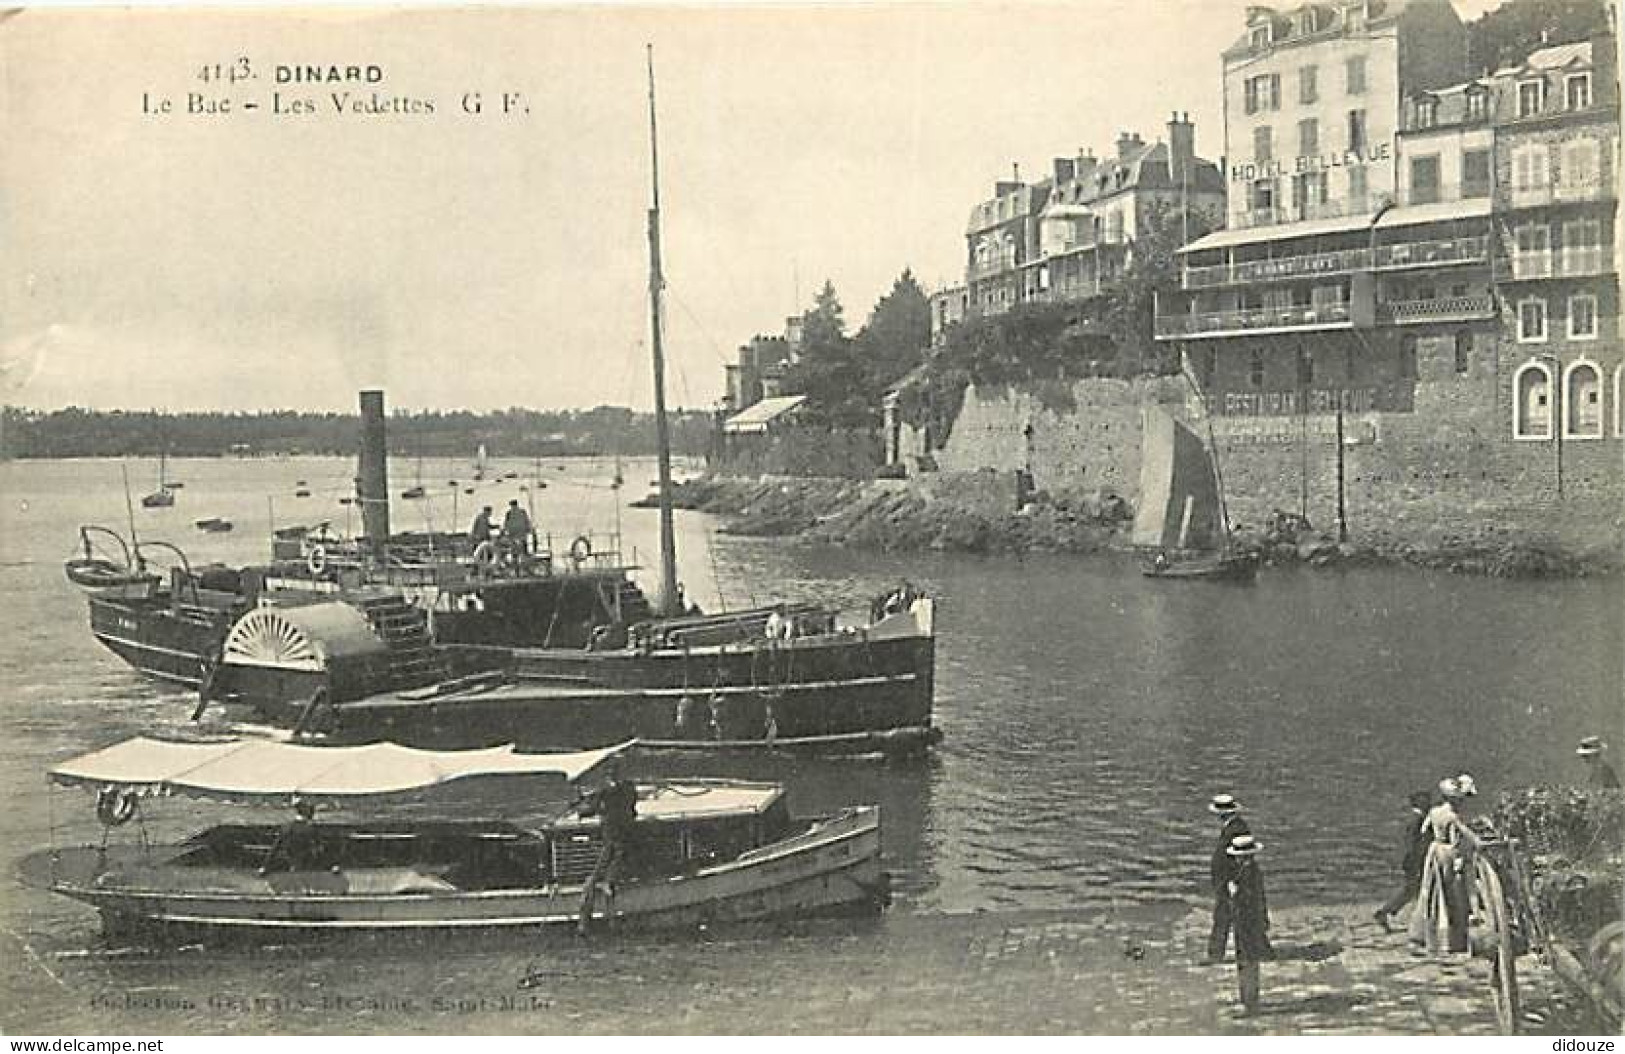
[{"xmin": 1229, "ymin": 142, "xmax": 1392, "ymax": 183}]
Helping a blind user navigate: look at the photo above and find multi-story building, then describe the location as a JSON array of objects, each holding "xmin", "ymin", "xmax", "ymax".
[
  {"xmin": 966, "ymin": 172, "xmax": 1050, "ymax": 318},
  {"xmin": 1220, "ymin": 0, "xmax": 1467, "ymax": 230},
  {"xmin": 1491, "ymin": 36, "xmax": 1620, "ymax": 445},
  {"xmin": 1160, "ymin": 0, "xmax": 1481, "ymax": 420},
  {"xmin": 955, "ymin": 114, "xmax": 1225, "ymax": 338},
  {"xmin": 722, "ymin": 322, "xmax": 801, "ymax": 415},
  {"xmin": 1155, "ymin": 0, "xmax": 1620, "ymax": 528}
]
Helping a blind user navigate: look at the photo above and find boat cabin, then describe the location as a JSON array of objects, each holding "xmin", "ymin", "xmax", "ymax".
[{"xmin": 62, "ymin": 780, "xmax": 794, "ymax": 895}]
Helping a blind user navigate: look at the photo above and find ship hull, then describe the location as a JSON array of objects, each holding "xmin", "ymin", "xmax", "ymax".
[
  {"xmin": 225, "ymin": 599, "xmax": 938, "ymax": 755},
  {"xmin": 86, "ymin": 596, "xmax": 236, "ymax": 687}
]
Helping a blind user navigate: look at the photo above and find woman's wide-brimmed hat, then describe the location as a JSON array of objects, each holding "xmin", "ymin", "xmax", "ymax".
[
  {"xmin": 1439, "ymin": 777, "xmax": 1462, "ymax": 799},
  {"xmin": 1209, "ymin": 793, "xmax": 1241, "ymax": 815},
  {"xmin": 1226, "ymin": 834, "xmax": 1262, "ymax": 856},
  {"xmin": 1577, "ymin": 736, "xmax": 1608, "ymax": 757},
  {"xmin": 1455, "ymin": 773, "xmax": 1478, "ymax": 797}
]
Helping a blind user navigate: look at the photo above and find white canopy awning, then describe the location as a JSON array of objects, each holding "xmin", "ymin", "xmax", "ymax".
[
  {"xmin": 1178, "ymin": 211, "xmax": 1378, "ymax": 254},
  {"xmin": 49, "ymin": 736, "xmax": 630, "ymax": 805},
  {"xmin": 724, "ymin": 394, "xmax": 806, "ymax": 434},
  {"xmin": 1375, "ymin": 197, "xmax": 1492, "ymax": 229}
]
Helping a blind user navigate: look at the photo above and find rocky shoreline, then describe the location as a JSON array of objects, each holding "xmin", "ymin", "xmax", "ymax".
[{"xmin": 646, "ymin": 475, "xmax": 1622, "ymax": 578}]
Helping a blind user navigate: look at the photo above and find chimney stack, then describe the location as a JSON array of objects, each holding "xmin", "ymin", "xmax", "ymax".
[
  {"xmin": 357, "ymin": 390, "xmax": 390, "ymax": 556},
  {"xmin": 1074, "ymin": 149, "xmax": 1100, "ymax": 191},
  {"xmin": 1117, "ymin": 131, "xmax": 1145, "ymax": 161},
  {"xmin": 1167, "ymin": 111, "xmax": 1196, "ymax": 185},
  {"xmin": 1053, "ymin": 156, "xmax": 1076, "ymax": 183}
]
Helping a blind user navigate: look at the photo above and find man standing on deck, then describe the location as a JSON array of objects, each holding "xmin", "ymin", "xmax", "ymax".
[
  {"xmin": 1578, "ymin": 737, "xmax": 1621, "ymax": 788},
  {"xmin": 502, "ymin": 499, "xmax": 532, "ymax": 557},
  {"xmin": 470, "ymin": 505, "xmax": 494, "ymax": 545},
  {"xmin": 577, "ymin": 764, "xmax": 639, "ymax": 935},
  {"xmin": 1373, "ymin": 789, "xmax": 1435, "ymax": 932},
  {"xmin": 1205, "ymin": 793, "xmax": 1251, "ymax": 963}
]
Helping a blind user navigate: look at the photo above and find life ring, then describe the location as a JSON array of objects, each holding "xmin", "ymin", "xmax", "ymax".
[
  {"xmin": 306, "ymin": 545, "xmax": 328, "ymax": 576},
  {"xmin": 96, "ymin": 787, "xmax": 138, "ymax": 827},
  {"xmin": 569, "ymin": 535, "xmax": 593, "ymax": 565},
  {"xmin": 472, "ymin": 541, "xmax": 497, "ymax": 569}
]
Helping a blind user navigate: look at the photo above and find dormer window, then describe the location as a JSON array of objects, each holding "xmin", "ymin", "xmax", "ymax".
[
  {"xmin": 1518, "ymin": 79, "xmax": 1545, "ymax": 118},
  {"xmin": 1465, "ymin": 88, "xmax": 1487, "ymax": 121},
  {"xmin": 1250, "ymin": 24, "xmax": 1271, "ymax": 48},
  {"xmin": 1415, "ymin": 97, "xmax": 1438, "ymax": 129},
  {"xmin": 1566, "ymin": 73, "xmax": 1592, "ymax": 110}
]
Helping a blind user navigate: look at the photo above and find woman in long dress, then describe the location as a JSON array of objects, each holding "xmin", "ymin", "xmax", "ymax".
[{"xmin": 1408, "ymin": 777, "xmax": 1481, "ymax": 953}]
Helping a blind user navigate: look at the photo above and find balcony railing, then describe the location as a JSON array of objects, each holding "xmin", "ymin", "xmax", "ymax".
[
  {"xmin": 1154, "ymin": 301, "xmax": 1351, "ymax": 338},
  {"xmin": 1182, "ymin": 236, "xmax": 1490, "ymax": 290},
  {"xmin": 968, "ymin": 257, "xmax": 1021, "ymax": 281},
  {"xmin": 1504, "ymin": 178, "xmax": 1616, "ymax": 208},
  {"xmin": 1383, "ymin": 295, "xmax": 1497, "ymax": 324},
  {"xmin": 1508, "ymin": 248, "xmax": 1614, "ymax": 279}
]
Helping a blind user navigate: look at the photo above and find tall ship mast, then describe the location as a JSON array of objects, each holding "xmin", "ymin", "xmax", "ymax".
[{"xmin": 646, "ymin": 45, "xmax": 680, "ymax": 618}]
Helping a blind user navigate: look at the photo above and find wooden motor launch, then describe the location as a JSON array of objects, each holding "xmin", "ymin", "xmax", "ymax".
[{"xmin": 19, "ymin": 736, "xmax": 888, "ymax": 941}]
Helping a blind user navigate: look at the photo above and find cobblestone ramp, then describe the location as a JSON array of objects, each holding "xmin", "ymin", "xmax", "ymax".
[{"xmin": 510, "ymin": 904, "xmax": 1603, "ymax": 1034}]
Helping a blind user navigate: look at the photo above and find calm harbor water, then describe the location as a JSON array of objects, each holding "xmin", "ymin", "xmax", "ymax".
[{"xmin": 0, "ymin": 456, "xmax": 1619, "ymax": 1032}]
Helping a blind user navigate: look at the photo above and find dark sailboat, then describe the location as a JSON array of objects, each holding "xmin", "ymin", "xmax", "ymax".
[{"xmin": 1134, "ymin": 405, "xmax": 1258, "ymax": 582}]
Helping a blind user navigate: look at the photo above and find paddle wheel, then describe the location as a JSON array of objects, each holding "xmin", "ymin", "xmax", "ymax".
[{"xmin": 218, "ymin": 601, "xmax": 396, "ymax": 708}]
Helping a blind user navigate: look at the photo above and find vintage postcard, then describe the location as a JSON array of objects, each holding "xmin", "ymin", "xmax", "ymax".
[{"xmin": 1, "ymin": 0, "xmax": 1620, "ymax": 1038}]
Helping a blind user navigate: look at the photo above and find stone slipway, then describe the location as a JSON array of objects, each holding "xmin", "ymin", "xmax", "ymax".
[{"xmin": 8, "ymin": 903, "xmax": 1605, "ymax": 1034}]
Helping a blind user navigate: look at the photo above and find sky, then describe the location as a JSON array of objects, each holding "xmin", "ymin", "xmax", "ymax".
[{"xmin": 1, "ymin": 0, "xmax": 1504, "ymax": 413}]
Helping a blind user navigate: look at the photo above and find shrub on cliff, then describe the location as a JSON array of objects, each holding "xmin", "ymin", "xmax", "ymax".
[
  {"xmin": 896, "ymin": 301, "xmax": 1114, "ymax": 450},
  {"xmin": 1494, "ymin": 786, "xmax": 1624, "ymax": 945},
  {"xmin": 897, "ymin": 200, "xmax": 1211, "ymax": 450}
]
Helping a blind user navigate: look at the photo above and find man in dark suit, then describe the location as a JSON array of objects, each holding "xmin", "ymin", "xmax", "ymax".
[
  {"xmin": 1226, "ymin": 834, "xmax": 1275, "ymax": 1014},
  {"xmin": 1206, "ymin": 793, "xmax": 1251, "ymax": 963},
  {"xmin": 1374, "ymin": 789, "xmax": 1434, "ymax": 932}
]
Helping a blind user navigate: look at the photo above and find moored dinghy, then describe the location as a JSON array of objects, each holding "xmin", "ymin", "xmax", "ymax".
[{"xmin": 19, "ymin": 736, "xmax": 887, "ymax": 941}]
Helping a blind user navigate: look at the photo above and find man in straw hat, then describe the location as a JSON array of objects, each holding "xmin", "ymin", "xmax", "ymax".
[
  {"xmin": 1577, "ymin": 737, "xmax": 1621, "ymax": 789},
  {"xmin": 1225, "ymin": 833, "xmax": 1274, "ymax": 1015},
  {"xmin": 1204, "ymin": 793, "xmax": 1251, "ymax": 963}
]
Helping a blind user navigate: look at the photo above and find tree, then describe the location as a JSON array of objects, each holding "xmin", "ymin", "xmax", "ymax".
[
  {"xmin": 854, "ymin": 269, "xmax": 932, "ymax": 395},
  {"xmin": 801, "ymin": 279, "xmax": 847, "ymax": 349},
  {"xmin": 1468, "ymin": 0, "xmax": 1610, "ymax": 73},
  {"xmin": 1105, "ymin": 199, "xmax": 1216, "ymax": 376},
  {"xmin": 782, "ymin": 280, "xmax": 874, "ymax": 427}
]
